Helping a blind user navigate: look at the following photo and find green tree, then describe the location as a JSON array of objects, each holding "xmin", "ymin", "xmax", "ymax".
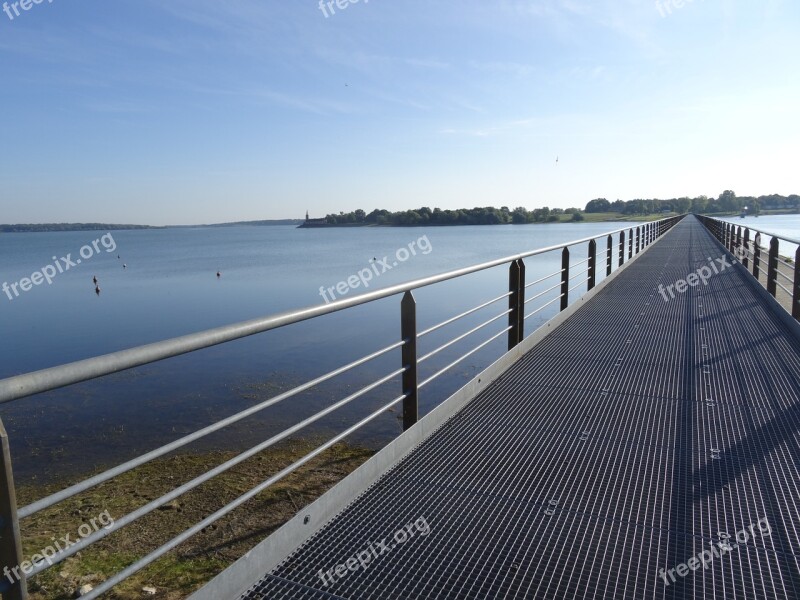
[{"xmin": 585, "ymin": 198, "xmax": 611, "ymax": 213}]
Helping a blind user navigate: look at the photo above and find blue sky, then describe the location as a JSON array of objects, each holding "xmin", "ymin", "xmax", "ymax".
[{"xmin": 1, "ymin": 0, "xmax": 798, "ymax": 225}]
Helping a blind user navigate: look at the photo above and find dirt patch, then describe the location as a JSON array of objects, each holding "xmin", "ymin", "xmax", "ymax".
[{"xmin": 17, "ymin": 440, "xmax": 374, "ymax": 599}]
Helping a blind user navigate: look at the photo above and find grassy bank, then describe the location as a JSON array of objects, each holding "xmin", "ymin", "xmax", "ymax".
[{"xmin": 18, "ymin": 441, "xmax": 374, "ymax": 599}]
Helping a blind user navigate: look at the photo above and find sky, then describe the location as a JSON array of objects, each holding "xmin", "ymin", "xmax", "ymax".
[{"xmin": 1, "ymin": 0, "xmax": 799, "ymax": 226}]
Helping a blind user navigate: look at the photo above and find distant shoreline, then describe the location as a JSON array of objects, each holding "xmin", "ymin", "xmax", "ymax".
[
  {"xmin": 0, "ymin": 219, "xmax": 303, "ymax": 233},
  {"xmin": 3, "ymin": 210, "xmax": 797, "ymax": 233},
  {"xmin": 298, "ymin": 209, "xmax": 800, "ymax": 229}
]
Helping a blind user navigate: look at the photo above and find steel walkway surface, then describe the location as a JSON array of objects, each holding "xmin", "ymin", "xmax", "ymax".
[{"xmin": 240, "ymin": 216, "xmax": 800, "ymax": 599}]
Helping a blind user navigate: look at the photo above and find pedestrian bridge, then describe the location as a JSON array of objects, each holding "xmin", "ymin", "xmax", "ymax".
[{"xmin": 2, "ymin": 215, "xmax": 799, "ymax": 599}]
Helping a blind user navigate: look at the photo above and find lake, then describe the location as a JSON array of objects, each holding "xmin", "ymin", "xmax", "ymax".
[{"xmin": 3, "ymin": 216, "xmax": 792, "ymax": 484}]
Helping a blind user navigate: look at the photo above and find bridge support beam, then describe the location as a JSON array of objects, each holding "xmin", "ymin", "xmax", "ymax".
[
  {"xmin": 767, "ymin": 237, "xmax": 779, "ymax": 298},
  {"xmin": 588, "ymin": 240, "xmax": 597, "ymax": 291},
  {"xmin": 560, "ymin": 248, "xmax": 569, "ymax": 312},
  {"xmin": 743, "ymin": 228, "xmax": 750, "ymax": 269},
  {"xmin": 508, "ymin": 259, "xmax": 525, "ymax": 350},
  {"xmin": 794, "ymin": 247, "xmax": 800, "ymax": 321},
  {"xmin": 401, "ymin": 292, "xmax": 418, "ymax": 431},
  {"xmin": 0, "ymin": 418, "xmax": 26, "ymax": 600}
]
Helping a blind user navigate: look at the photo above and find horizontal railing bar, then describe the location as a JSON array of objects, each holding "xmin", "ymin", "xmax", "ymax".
[
  {"xmin": 776, "ymin": 257, "xmax": 795, "ymax": 270},
  {"xmin": 79, "ymin": 391, "xmax": 409, "ymax": 600},
  {"xmin": 19, "ymin": 339, "xmax": 405, "ymax": 519},
  {"xmin": 418, "ymin": 326, "xmax": 512, "ymax": 389},
  {"xmin": 569, "ymin": 268, "xmax": 589, "ymax": 282},
  {"xmin": 776, "ymin": 269, "xmax": 794, "ymax": 283},
  {"xmin": 523, "ymin": 294, "xmax": 565, "ymax": 321},
  {"xmin": 0, "ymin": 221, "xmax": 676, "ymax": 405},
  {"xmin": 524, "ymin": 269, "xmax": 564, "ymax": 289},
  {"xmin": 775, "ymin": 280, "xmax": 792, "ymax": 296},
  {"xmin": 418, "ymin": 291, "xmax": 512, "ymax": 339},
  {"xmin": 571, "ymin": 257, "xmax": 591, "ymax": 267},
  {"xmin": 418, "ymin": 309, "xmax": 513, "ymax": 365},
  {"xmin": 523, "ymin": 282, "xmax": 562, "ymax": 305},
  {"xmin": 569, "ymin": 280, "xmax": 587, "ymax": 294},
  {"xmin": 28, "ymin": 365, "xmax": 407, "ymax": 576}
]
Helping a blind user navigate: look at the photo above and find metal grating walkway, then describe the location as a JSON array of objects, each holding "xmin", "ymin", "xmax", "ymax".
[{"xmin": 240, "ymin": 216, "xmax": 800, "ymax": 599}]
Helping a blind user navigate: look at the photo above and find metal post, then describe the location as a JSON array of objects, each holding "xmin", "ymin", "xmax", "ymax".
[
  {"xmin": 793, "ymin": 246, "xmax": 800, "ymax": 321},
  {"xmin": 588, "ymin": 240, "xmax": 597, "ymax": 291},
  {"xmin": 606, "ymin": 235, "xmax": 612, "ymax": 276},
  {"xmin": 767, "ymin": 237, "xmax": 779, "ymax": 298},
  {"xmin": 517, "ymin": 259, "xmax": 525, "ymax": 341},
  {"xmin": 742, "ymin": 229, "xmax": 750, "ymax": 269},
  {"xmin": 636, "ymin": 227, "xmax": 640, "ymax": 254},
  {"xmin": 619, "ymin": 231, "xmax": 625, "ymax": 267},
  {"xmin": 508, "ymin": 260, "xmax": 525, "ymax": 350},
  {"xmin": 560, "ymin": 247, "xmax": 569, "ymax": 312},
  {"xmin": 753, "ymin": 233, "xmax": 761, "ymax": 279},
  {"xmin": 628, "ymin": 228, "xmax": 633, "ymax": 259},
  {"xmin": 400, "ymin": 291, "xmax": 418, "ymax": 431},
  {"xmin": 736, "ymin": 226, "xmax": 742, "ymax": 254},
  {"xmin": 0, "ymin": 418, "xmax": 27, "ymax": 600}
]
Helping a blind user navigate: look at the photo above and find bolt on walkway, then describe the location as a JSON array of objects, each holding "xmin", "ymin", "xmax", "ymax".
[{"xmin": 237, "ymin": 216, "xmax": 800, "ymax": 599}]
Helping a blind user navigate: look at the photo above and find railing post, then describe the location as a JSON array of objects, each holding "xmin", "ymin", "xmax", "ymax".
[
  {"xmin": 606, "ymin": 235, "xmax": 612, "ymax": 276},
  {"xmin": 588, "ymin": 240, "xmax": 597, "ymax": 291},
  {"xmin": 0, "ymin": 418, "xmax": 27, "ymax": 600},
  {"xmin": 742, "ymin": 229, "xmax": 750, "ymax": 269},
  {"xmin": 636, "ymin": 227, "xmax": 640, "ymax": 254},
  {"xmin": 560, "ymin": 247, "xmax": 569, "ymax": 311},
  {"xmin": 736, "ymin": 226, "xmax": 742, "ymax": 254},
  {"xmin": 753, "ymin": 233, "xmax": 761, "ymax": 279},
  {"xmin": 619, "ymin": 231, "xmax": 625, "ymax": 267},
  {"xmin": 400, "ymin": 291, "xmax": 418, "ymax": 431},
  {"xmin": 767, "ymin": 237, "xmax": 779, "ymax": 298},
  {"xmin": 793, "ymin": 246, "xmax": 800, "ymax": 321},
  {"xmin": 508, "ymin": 259, "xmax": 525, "ymax": 350},
  {"xmin": 628, "ymin": 228, "xmax": 633, "ymax": 259}
]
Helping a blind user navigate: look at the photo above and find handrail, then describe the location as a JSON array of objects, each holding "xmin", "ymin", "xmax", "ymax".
[
  {"xmin": 716, "ymin": 218, "xmax": 800, "ymax": 246},
  {"xmin": 0, "ymin": 222, "xmax": 673, "ymax": 406},
  {"xmin": 696, "ymin": 214, "xmax": 799, "ymax": 321}
]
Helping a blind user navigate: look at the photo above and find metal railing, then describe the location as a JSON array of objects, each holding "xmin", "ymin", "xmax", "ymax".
[
  {"xmin": 697, "ymin": 215, "xmax": 800, "ymax": 321},
  {"xmin": 0, "ymin": 215, "xmax": 683, "ymax": 600}
]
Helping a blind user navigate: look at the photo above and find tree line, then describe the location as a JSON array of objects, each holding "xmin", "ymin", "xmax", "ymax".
[
  {"xmin": 324, "ymin": 191, "xmax": 798, "ymax": 226},
  {"xmin": 325, "ymin": 206, "xmax": 587, "ymax": 226},
  {"xmin": 585, "ymin": 191, "xmax": 799, "ymax": 216}
]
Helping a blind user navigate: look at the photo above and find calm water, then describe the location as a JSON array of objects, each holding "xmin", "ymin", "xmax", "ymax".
[
  {"xmin": 719, "ymin": 214, "xmax": 800, "ymax": 256},
  {"xmin": 3, "ymin": 217, "xmax": 779, "ymax": 484}
]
